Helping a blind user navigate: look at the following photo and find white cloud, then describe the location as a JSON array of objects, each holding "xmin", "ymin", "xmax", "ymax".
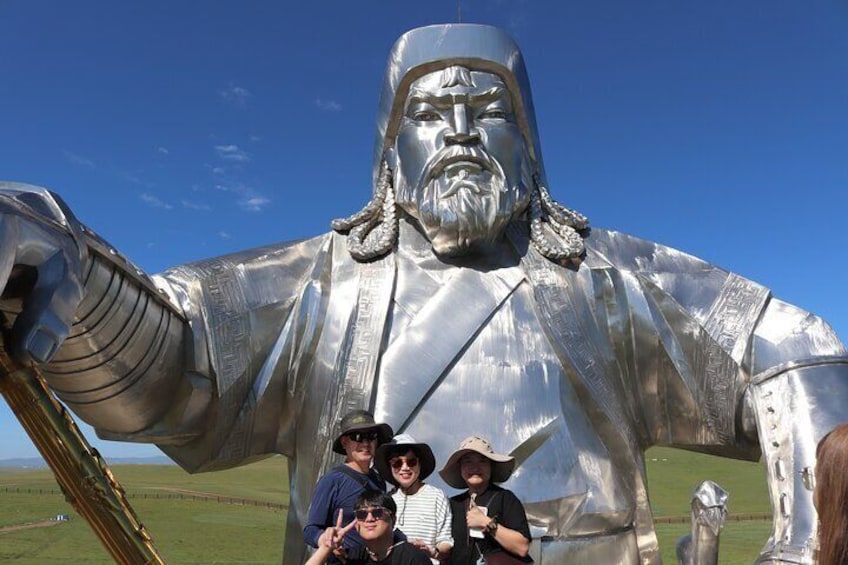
[
  {"xmin": 203, "ymin": 163, "xmax": 225, "ymax": 175},
  {"xmin": 157, "ymin": 146, "xmax": 169, "ymax": 155},
  {"xmin": 218, "ymin": 231, "xmax": 231, "ymax": 239},
  {"xmin": 182, "ymin": 199, "xmax": 211, "ymax": 211},
  {"xmin": 214, "ymin": 144, "xmax": 250, "ymax": 163},
  {"xmin": 140, "ymin": 193, "xmax": 173, "ymax": 210},
  {"xmin": 219, "ymin": 84, "xmax": 252, "ymax": 107},
  {"xmin": 249, "ymin": 135, "xmax": 262, "ymax": 142},
  {"xmin": 239, "ymin": 196, "xmax": 271, "ymax": 212},
  {"xmin": 212, "ymin": 181, "xmax": 270, "ymax": 212},
  {"xmin": 63, "ymin": 150, "xmax": 95, "ymax": 167},
  {"xmin": 315, "ymin": 98, "xmax": 342, "ymax": 112},
  {"xmin": 121, "ymin": 172, "xmax": 154, "ymax": 188}
]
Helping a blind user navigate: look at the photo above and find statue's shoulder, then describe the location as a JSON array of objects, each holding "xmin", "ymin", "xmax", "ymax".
[
  {"xmin": 583, "ymin": 228, "xmax": 770, "ymax": 321},
  {"xmin": 584, "ymin": 228, "xmax": 721, "ymax": 275},
  {"xmin": 159, "ymin": 232, "xmax": 334, "ymax": 285}
]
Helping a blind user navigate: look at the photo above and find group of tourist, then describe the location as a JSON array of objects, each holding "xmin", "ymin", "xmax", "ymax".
[
  {"xmin": 302, "ymin": 410, "xmax": 848, "ymax": 565},
  {"xmin": 304, "ymin": 410, "xmax": 533, "ymax": 564}
]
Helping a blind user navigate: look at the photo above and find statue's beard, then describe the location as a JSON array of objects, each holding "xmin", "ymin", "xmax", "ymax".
[{"xmin": 399, "ymin": 147, "xmax": 531, "ymax": 257}]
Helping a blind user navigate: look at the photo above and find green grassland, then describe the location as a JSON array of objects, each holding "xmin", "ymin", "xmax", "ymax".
[
  {"xmin": 0, "ymin": 458, "xmax": 288, "ymax": 564},
  {"xmin": 0, "ymin": 447, "xmax": 772, "ymax": 563},
  {"xmin": 646, "ymin": 446, "xmax": 772, "ymax": 564}
]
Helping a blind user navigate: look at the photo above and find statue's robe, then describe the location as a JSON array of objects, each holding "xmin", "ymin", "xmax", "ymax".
[{"xmin": 146, "ymin": 220, "xmax": 845, "ymax": 563}]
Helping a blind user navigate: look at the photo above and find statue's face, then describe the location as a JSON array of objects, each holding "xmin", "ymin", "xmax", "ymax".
[{"xmin": 392, "ymin": 67, "xmax": 533, "ymax": 256}]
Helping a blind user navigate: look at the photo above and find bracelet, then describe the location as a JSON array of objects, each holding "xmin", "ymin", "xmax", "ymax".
[{"xmin": 485, "ymin": 517, "xmax": 499, "ymax": 536}]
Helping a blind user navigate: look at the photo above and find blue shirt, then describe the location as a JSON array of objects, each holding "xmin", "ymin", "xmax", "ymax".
[{"xmin": 304, "ymin": 465, "xmax": 386, "ymax": 550}]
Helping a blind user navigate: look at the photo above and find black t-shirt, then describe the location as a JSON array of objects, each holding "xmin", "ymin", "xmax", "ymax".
[
  {"xmin": 448, "ymin": 485, "xmax": 533, "ymax": 564},
  {"xmin": 346, "ymin": 541, "xmax": 432, "ymax": 564}
]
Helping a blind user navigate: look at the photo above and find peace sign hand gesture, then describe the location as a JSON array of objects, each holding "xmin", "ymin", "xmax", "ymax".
[{"xmin": 317, "ymin": 509, "xmax": 355, "ymax": 560}]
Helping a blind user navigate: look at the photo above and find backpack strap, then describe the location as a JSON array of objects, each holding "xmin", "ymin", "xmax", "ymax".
[{"xmin": 333, "ymin": 464, "xmax": 383, "ymax": 490}]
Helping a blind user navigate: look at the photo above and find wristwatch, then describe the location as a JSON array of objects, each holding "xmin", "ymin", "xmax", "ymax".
[{"xmin": 486, "ymin": 517, "xmax": 499, "ymax": 536}]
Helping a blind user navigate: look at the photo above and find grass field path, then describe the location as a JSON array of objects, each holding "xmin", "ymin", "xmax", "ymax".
[{"xmin": 0, "ymin": 520, "xmax": 63, "ymax": 534}]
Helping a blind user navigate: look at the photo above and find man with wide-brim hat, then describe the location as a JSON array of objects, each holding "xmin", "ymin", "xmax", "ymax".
[
  {"xmin": 439, "ymin": 436, "xmax": 532, "ymax": 564},
  {"xmin": 375, "ymin": 434, "xmax": 453, "ymax": 563},
  {"xmin": 304, "ymin": 410, "xmax": 394, "ymax": 559},
  {"xmin": 331, "ymin": 410, "xmax": 394, "ymax": 455}
]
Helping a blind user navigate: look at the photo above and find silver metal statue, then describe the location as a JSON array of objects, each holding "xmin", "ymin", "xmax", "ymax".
[
  {"xmin": 676, "ymin": 480, "xmax": 729, "ymax": 565},
  {"xmin": 0, "ymin": 24, "xmax": 845, "ymax": 564}
]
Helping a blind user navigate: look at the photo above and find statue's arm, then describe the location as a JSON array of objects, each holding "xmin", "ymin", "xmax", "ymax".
[
  {"xmin": 0, "ymin": 182, "xmax": 332, "ymax": 472},
  {"xmin": 741, "ymin": 299, "xmax": 848, "ymax": 564},
  {"xmin": 0, "ymin": 183, "xmax": 204, "ymax": 441},
  {"xmin": 589, "ymin": 230, "xmax": 846, "ymax": 563},
  {"xmin": 43, "ymin": 231, "xmax": 205, "ymax": 441}
]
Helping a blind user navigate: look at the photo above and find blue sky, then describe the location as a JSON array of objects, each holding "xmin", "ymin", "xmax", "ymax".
[{"xmin": 1, "ymin": 1, "xmax": 846, "ymax": 461}]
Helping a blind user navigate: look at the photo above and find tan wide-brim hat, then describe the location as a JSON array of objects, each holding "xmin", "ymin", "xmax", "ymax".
[
  {"xmin": 374, "ymin": 434, "xmax": 437, "ymax": 486},
  {"xmin": 331, "ymin": 410, "xmax": 394, "ymax": 455},
  {"xmin": 438, "ymin": 436, "xmax": 515, "ymax": 489}
]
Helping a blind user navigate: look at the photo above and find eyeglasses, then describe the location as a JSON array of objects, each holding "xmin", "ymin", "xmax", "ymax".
[
  {"xmin": 354, "ymin": 506, "xmax": 392, "ymax": 521},
  {"xmin": 346, "ymin": 431, "xmax": 379, "ymax": 443},
  {"xmin": 390, "ymin": 456, "xmax": 419, "ymax": 470}
]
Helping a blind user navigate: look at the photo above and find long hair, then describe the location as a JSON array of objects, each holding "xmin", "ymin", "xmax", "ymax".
[
  {"xmin": 816, "ymin": 423, "xmax": 848, "ymax": 565},
  {"xmin": 332, "ymin": 162, "xmax": 589, "ymax": 265}
]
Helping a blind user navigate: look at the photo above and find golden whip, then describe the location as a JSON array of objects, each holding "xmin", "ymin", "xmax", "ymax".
[{"xmin": 0, "ymin": 334, "xmax": 165, "ymax": 564}]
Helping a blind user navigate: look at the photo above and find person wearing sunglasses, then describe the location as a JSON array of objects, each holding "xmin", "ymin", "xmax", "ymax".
[
  {"xmin": 304, "ymin": 411, "xmax": 394, "ymax": 559},
  {"xmin": 307, "ymin": 490, "xmax": 432, "ymax": 565},
  {"xmin": 439, "ymin": 436, "xmax": 532, "ymax": 564},
  {"xmin": 375, "ymin": 435, "xmax": 453, "ymax": 563}
]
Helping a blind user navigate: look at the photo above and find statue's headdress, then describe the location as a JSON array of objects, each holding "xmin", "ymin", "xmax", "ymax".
[
  {"xmin": 333, "ymin": 24, "xmax": 588, "ymax": 263},
  {"xmin": 371, "ymin": 24, "xmax": 544, "ymax": 190}
]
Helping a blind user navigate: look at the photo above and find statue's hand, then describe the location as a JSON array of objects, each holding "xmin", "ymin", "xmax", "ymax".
[
  {"xmin": 0, "ymin": 183, "xmax": 87, "ymax": 363},
  {"xmin": 753, "ymin": 541, "xmax": 815, "ymax": 564}
]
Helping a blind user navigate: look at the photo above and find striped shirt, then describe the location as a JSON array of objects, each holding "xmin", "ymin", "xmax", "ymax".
[{"xmin": 392, "ymin": 483, "xmax": 454, "ymax": 564}]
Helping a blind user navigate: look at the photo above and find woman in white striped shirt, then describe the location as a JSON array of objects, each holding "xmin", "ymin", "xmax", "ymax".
[{"xmin": 375, "ymin": 435, "xmax": 454, "ymax": 563}]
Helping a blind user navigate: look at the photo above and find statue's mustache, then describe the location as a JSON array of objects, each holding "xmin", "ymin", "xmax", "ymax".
[{"xmin": 420, "ymin": 145, "xmax": 499, "ymax": 186}]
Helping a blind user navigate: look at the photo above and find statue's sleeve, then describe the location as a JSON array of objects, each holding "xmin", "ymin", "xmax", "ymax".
[
  {"xmin": 112, "ymin": 234, "xmax": 333, "ymax": 472},
  {"xmin": 589, "ymin": 229, "xmax": 848, "ymax": 563},
  {"xmin": 588, "ymin": 230, "xmax": 765, "ymax": 455},
  {"xmin": 742, "ymin": 298, "xmax": 848, "ymax": 563}
]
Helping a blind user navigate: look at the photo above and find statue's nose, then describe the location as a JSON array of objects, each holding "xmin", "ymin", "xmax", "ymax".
[{"xmin": 444, "ymin": 103, "xmax": 480, "ymax": 145}]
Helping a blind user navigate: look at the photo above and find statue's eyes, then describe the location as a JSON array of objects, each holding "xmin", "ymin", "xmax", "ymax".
[
  {"xmin": 480, "ymin": 109, "xmax": 507, "ymax": 120},
  {"xmin": 412, "ymin": 110, "xmax": 442, "ymax": 122}
]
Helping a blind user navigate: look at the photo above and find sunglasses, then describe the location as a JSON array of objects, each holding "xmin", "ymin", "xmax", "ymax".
[
  {"xmin": 390, "ymin": 456, "xmax": 419, "ymax": 470},
  {"xmin": 354, "ymin": 506, "xmax": 392, "ymax": 521},
  {"xmin": 346, "ymin": 431, "xmax": 379, "ymax": 443}
]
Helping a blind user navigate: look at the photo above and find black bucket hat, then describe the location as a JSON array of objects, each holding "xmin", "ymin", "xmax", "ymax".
[{"xmin": 332, "ymin": 410, "xmax": 394, "ymax": 455}]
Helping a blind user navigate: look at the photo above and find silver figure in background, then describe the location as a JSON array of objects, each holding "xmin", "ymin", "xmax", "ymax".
[
  {"xmin": 0, "ymin": 24, "xmax": 846, "ymax": 564},
  {"xmin": 676, "ymin": 481, "xmax": 729, "ymax": 565}
]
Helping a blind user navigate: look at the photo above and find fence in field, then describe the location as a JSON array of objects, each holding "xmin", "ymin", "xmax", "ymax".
[
  {"xmin": 654, "ymin": 512, "xmax": 771, "ymax": 524},
  {"xmin": 2, "ymin": 486, "xmax": 771, "ymax": 522},
  {"xmin": 0, "ymin": 486, "xmax": 287, "ymax": 510}
]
